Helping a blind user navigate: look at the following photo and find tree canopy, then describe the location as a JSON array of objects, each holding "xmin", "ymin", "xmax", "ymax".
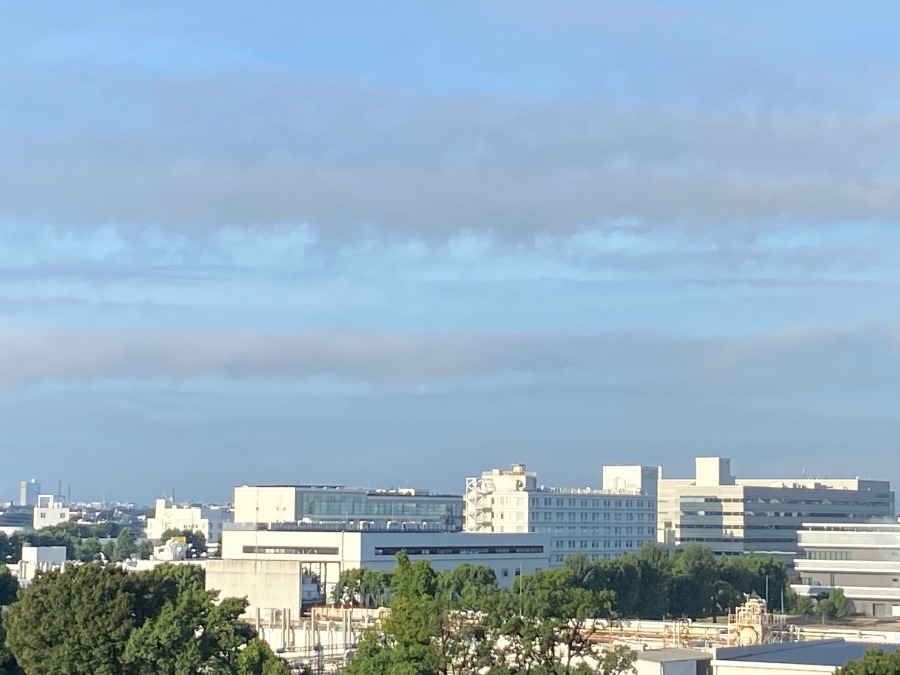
[
  {"xmin": 2, "ymin": 563, "xmax": 289, "ymax": 675},
  {"xmin": 836, "ymin": 649, "xmax": 900, "ymax": 674}
]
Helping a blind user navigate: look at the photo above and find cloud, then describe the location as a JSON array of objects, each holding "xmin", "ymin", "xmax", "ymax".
[
  {"xmin": 2, "ymin": 64, "xmax": 900, "ymax": 238},
  {"xmin": 0, "ymin": 326, "xmax": 897, "ymax": 400}
]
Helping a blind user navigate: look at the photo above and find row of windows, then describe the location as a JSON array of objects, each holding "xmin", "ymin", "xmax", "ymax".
[
  {"xmin": 807, "ymin": 550, "xmax": 853, "ymax": 561},
  {"xmin": 679, "ymin": 510, "xmax": 887, "ymax": 519},
  {"xmin": 528, "ymin": 511, "xmax": 652, "ymax": 522},
  {"xmin": 678, "ymin": 537, "xmax": 796, "ymax": 544},
  {"xmin": 243, "ymin": 546, "xmax": 340, "ymax": 555},
  {"xmin": 681, "ymin": 496, "xmax": 892, "ymax": 507},
  {"xmin": 531, "ymin": 525, "xmax": 654, "ymax": 536},
  {"xmin": 552, "ymin": 539, "xmax": 641, "ymax": 550},
  {"xmin": 529, "ymin": 498, "xmax": 653, "ymax": 509},
  {"xmin": 374, "ymin": 545, "xmax": 544, "ymax": 556}
]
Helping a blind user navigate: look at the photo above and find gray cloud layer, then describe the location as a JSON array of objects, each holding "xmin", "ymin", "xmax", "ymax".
[
  {"xmin": 2, "ymin": 68, "xmax": 899, "ymax": 236},
  {"xmin": 1, "ymin": 326, "xmax": 897, "ymax": 396}
]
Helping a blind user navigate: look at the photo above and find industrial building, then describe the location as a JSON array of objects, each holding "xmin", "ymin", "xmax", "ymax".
[
  {"xmin": 233, "ymin": 485, "xmax": 463, "ymax": 531},
  {"xmin": 145, "ymin": 497, "xmax": 234, "ymax": 544},
  {"xmin": 792, "ymin": 521, "xmax": 900, "ymax": 618},
  {"xmin": 464, "ymin": 464, "xmax": 657, "ymax": 564},
  {"xmin": 656, "ymin": 457, "xmax": 894, "ymax": 561}
]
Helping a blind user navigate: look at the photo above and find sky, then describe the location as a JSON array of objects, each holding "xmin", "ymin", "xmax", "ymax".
[{"xmin": 1, "ymin": 2, "xmax": 899, "ymax": 504}]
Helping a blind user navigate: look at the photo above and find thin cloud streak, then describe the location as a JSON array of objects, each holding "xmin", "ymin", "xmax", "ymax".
[{"xmin": 0, "ymin": 327, "xmax": 897, "ymax": 398}]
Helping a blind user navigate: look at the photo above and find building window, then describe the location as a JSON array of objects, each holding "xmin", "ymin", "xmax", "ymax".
[{"xmin": 501, "ymin": 569, "xmax": 509, "ymax": 578}]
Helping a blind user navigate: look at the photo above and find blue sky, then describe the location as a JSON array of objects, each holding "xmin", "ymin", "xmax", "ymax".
[{"xmin": 1, "ymin": 2, "xmax": 899, "ymax": 503}]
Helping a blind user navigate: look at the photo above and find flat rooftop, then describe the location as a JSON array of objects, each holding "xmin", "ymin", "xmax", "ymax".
[
  {"xmin": 238, "ymin": 485, "xmax": 461, "ymax": 498},
  {"xmin": 715, "ymin": 640, "xmax": 900, "ymax": 667},
  {"xmin": 638, "ymin": 648, "xmax": 710, "ymax": 663}
]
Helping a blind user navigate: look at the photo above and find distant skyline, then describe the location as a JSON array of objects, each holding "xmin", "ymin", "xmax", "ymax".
[{"xmin": 1, "ymin": 2, "xmax": 899, "ymax": 503}]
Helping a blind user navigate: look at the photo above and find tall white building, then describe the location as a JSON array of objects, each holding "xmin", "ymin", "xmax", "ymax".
[
  {"xmin": 464, "ymin": 464, "xmax": 657, "ymax": 564},
  {"xmin": 146, "ymin": 498, "xmax": 234, "ymax": 544},
  {"xmin": 657, "ymin": 457, "xmax": 895, "ymax": 562},
  {"xmin": 18, "ymin": 479, "xmax": 40, "ymax": 507},
  {"xmin": 32, "ymin": 495, "xmax": 71, "ymax": 530}
]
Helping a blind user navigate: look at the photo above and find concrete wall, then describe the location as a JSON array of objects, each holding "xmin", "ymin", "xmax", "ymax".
[
  {"xmin": 234, "ymin": 486, "xmax": 298, "ymax": 524},
  {"xmin": 206, "ymin": 558, "xmax": 303, "ymax": 618}
]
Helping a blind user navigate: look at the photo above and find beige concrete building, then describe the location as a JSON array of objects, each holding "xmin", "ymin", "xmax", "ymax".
[
  {"xmin": 146, "ymin": 498, "xmax": 233, "ymax": 544},
  {"xmin": 657, "ymin": 457, "xmax": 894, "ymax": 562}
]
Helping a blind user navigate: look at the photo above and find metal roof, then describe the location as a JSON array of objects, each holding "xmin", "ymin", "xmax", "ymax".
[{"xmin": 718, "ymin": 640, "xmax": 900, "ymax": 666}]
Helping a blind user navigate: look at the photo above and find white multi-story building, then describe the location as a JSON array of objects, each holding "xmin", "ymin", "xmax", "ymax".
[
  {"xmin": 792, "ymin": 522, "xmax": 900, "ymax": 618},
  {"xmin": 146, "ymin": 498, "xmax": 234, "ymax": 544},
  {"xmin": 32, "ymin": 495, "xmax": 71, "ymax": 530},
  {"xmin": 464, "ymin": 464, "xmax": 658, "ymax": 565},
  {"xmin": 657, "ymin": 457, "xmax": 895, "ymax": 562}
]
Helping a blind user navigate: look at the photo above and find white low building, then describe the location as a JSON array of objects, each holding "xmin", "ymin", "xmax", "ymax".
[
  {"xmin": 792, "ymin": 521, "xmax": 900, "ymax": 617},
  {"xmin": 146, "ymin": 498, "xmax": 233, "ymax": 544},
  {"xmin": 207, "ymin": 527, "xmax": 550, "ymax": 618},
  {"xmin": 17, "ymin": 545, "xmax": 67, "ymax": 585},
  {"xmin": 32, "ymin": 495, "xmax": 71, "ymax": 531}
]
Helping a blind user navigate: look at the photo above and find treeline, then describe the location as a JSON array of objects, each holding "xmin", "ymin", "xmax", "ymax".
[
  {"xmin": 335, "ymin": 542, "xmax": 791, "ymax": 620},
  {"xmin": 344, "ymin": 552, "xmax": 635, "ymax": 675},
  {"xmin": 0, "ymin": 562, "xmax": 289, "ymax": 675},
  {"xmin": 0, "ymin": 523, "xmax": 209, "ymax": 566},
  {"xmin": 0, "ymin": 523, "xmax": 151, "ymax": 564}
]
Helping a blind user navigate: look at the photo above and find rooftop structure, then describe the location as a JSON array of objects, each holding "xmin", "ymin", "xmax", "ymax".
[
  {"xmin": 657, "ymin": 457, "xmax": 894, "ymax": 562},
  {"xmin": 233, "ymin": 485, "xmax": 463, "ymax": 532},
  {"xmin": 792, "ymin": 521, "xmax": 900, "ymax": 618},
  {"xmin": 464, "ymin": 464, "xmax": 657, "ymax": 564}
]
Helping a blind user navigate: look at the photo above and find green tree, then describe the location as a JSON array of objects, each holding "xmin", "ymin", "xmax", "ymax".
[
  {"xmin": 487, "ymin": 566, "xmax": 618, "ymax": 675},
  {"xmin": 0, "ymin": 622, "xmax": 24, "ymax": 675},
  {"xmin": 816, "ymin": 588, "xmax": 850, "ymax": 622},
  {"xmin": 74, "ymin": 536, "xmax": 103, "ymax": 562},
  {"xmin": 344, "ymin": 552, "xmax": 443, "ymax": 675},
  {"xmin": 836, "ymin": 648, "xmax": 900, "ymax": 674},
  {"xmin": 669, "ymin": 544, "xmax": 718, "ymax": 618},
  {"xmin": 436, "ymin": 563, "xmax": 498, "ymax": 609},
  {"xmin": 113, "ymin": 528, "xmax": 139, "ymax": 562},
  {"xmin": 635, "ymin": 543, "xmax": 671, "ymax": 619},
  {"xmin": 4, "ymin": 564, "xmax": 143, "ymax": 675},
  {"xmin": 791, "ymin": 593, "xmax": 816, "ymax": 617},
  {"xmin": 0, "ymin": 566, "xmax": 18, "ymax": 607},
  {"xmin": 235, "ymin": 638, "xmax": 291, "ymax": 675},
  {"xmin": 333, "ymin": 567, "xmax": 393, "ymax": 607},
  {"xmin": 4, "ymin": 562, "xmax": 272, "ymax": 675}
]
